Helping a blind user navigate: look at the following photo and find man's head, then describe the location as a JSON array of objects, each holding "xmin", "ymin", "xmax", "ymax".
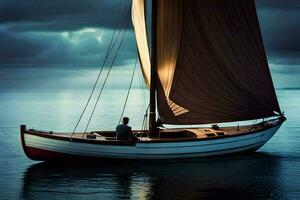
[{"xmin": 122, "ymin": 117, "xmax": 129, "ymax": 125}]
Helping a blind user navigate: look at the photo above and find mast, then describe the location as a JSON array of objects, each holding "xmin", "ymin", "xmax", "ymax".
[{"xmin": 149, "ymin": 0, "xmax": 157, "ymax": 136}]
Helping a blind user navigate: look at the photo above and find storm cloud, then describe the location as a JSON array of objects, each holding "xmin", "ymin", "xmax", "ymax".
[
  {"xmin": 0, "ymin": 0, "xmax": 134, "ymax": 70},
  {"xmin": 0, "ymin": 0, "xmax": 128, "ymax": 31},
  {"xmin": 0, "ymin": 0, "xmax": 299, "ymax": 89}
]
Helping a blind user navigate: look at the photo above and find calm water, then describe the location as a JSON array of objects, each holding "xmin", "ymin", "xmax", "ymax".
[{"xmin": 0, "ymin": 89, "xmax": 299, "ymax": 200}]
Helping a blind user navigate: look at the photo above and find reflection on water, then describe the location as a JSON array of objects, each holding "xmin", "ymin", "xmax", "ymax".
[{"xmin": 21, "ymin": 153, "xmax": 284, "ymax": 200}]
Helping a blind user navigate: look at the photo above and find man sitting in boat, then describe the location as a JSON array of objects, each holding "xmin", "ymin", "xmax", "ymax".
[{"xmin": 116, "ymin": 117, "xmax": 139, "ymax": 141}]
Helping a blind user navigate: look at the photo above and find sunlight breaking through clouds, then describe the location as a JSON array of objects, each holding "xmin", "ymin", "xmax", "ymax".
[{"xmin": 62, "ymin": 28, "xmax": 104, "ymax": 45}]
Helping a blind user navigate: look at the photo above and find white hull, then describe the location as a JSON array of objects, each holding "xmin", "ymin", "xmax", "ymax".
[{"xmin": 21, "ymin": 122, "xmax": 282, "ymax": 160}]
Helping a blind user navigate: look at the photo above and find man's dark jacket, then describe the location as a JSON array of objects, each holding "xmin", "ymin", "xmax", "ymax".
[{"xmin": 116, "ymin": 124, "xmax": 135, "ymax": 140}]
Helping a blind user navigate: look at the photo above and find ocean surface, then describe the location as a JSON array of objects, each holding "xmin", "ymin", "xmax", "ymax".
[{"xmin": 0, "ymin": 89, "xmax": 299, "ymax": 200}]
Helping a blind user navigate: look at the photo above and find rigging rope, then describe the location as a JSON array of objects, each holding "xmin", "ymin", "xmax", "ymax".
[
  {"xmin": 138, "ymin": 62, "xmax": 148, "ymax": 130},
  {"xmin": 72, "ymin": 0, "xmax": 123, "ymax": 135},
  {"xmin": 118, "ymin": 57, "xmax": 138, "ymax": 124},
  {"xmin": 83, "ymin": 15, "xmax": 131, "ymax": 133},
  {"xmin": 141, "ymin": 104, "xmax": 150, "ymax": 131}
]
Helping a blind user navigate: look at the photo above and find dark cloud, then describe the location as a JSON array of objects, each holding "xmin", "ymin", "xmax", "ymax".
[
  {"xmin": 257, "ymin": 7, "xmax": 300, "ymax": 66},
  {"xmin": 0, "ymin": 0, "xmax": 135, "ymax": 70},
  {"xmin": 256, "ymin": 0, "xmax": 300, "ymax": 10},
  {"xmin": 0, "ymin": 24, "xmax": 136, "ymax": 69},
  {"xmin": 0, "ymin": 0, "xmax": 131, "ymax": 32},
  {"xmin": 0, "ymin": 0, "xmax": 299, "ymax": 89},
  {"xmin": 0, "ymin": 0, "xmax": 298, "ymax": 68},
  {"xmin": 0, "ymin": 28, "xmax": 47, "ymax": 58}
]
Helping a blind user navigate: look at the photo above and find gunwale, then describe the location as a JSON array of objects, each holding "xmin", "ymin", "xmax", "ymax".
[{"xmin": 22, "ymin": 117, "xmax": 285, "ymax": 146}]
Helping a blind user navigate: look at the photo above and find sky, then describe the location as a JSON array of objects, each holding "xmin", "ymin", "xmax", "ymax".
[{"xmin": 0, "ymin": 0, "xmax": 299, "ymax": 90}]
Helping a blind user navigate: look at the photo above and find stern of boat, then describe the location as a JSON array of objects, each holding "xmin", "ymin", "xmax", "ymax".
[
  {"xmin": 20, "ymin": 125, "xmax": 63, "ymax": 161},
  {"xmin": 20, "ymin": 125, "xmax": 33, "ymax": 160}
]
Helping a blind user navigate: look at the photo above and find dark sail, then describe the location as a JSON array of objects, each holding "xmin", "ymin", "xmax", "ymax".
[{"xmin": 133, "ymin": 0, "xmax": 281, "ymax": 125}]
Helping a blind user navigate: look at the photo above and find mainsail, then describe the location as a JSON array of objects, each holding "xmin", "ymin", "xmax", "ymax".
[
  {"xmin": 132, "ymin": 0, "xmax": 281, "ymax": 125},
  {"xmin": 132, "ymin": 0, "xmax": 151, "ymax": 87}
]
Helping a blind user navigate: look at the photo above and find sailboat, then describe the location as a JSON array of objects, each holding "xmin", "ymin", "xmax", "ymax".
[{"xmin": 20, "ymin": 0, "xmax": 286, "ymax": 161}]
